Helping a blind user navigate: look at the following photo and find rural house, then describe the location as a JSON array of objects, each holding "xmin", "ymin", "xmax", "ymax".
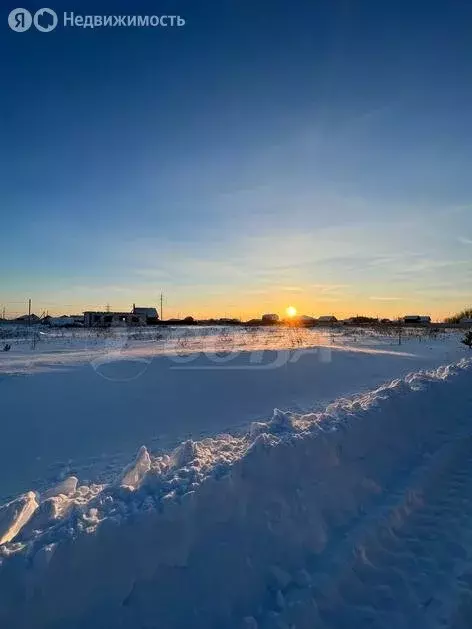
[{"xmin": 132, "ymin": 305, "xmax": 159, "ymax": 324}]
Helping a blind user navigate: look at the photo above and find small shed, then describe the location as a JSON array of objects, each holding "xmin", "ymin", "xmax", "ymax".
[
  {"xmin": 262, "ymin": 314, "xmax": 279, "ymax": 324},
  {"xmin": 317, "ymin": 315, "xmax": 338, "ymax": 324},
  {"xmin": 403, "ymin": 315, "xmax": 431, "ymax": 324}
]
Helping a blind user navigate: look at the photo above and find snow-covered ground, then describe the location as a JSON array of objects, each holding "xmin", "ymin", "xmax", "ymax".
[
  {"xmin": 1, "ymin": 324, "xmax": 471, "ymax": 628},
  {"xmin": 0, "ymin": 325, "xmax": 464, "ymax": 501}
]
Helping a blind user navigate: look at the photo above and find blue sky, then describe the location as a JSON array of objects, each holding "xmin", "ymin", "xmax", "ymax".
[{"xmin": 1, "ymin": 0, "xmax": 471, "ymax": 319}]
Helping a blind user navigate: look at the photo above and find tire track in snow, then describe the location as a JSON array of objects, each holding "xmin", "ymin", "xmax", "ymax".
[{"xmin": 256, "ymin": 431, "xmax": 472, "ymax": 629}]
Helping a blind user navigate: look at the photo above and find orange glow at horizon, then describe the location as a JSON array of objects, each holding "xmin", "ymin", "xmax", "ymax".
[{"xmin": 48, "ymin": 293, "xmax": 463, "ymax": 324}]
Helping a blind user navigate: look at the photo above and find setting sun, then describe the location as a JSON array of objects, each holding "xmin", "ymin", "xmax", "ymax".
[{"xmin": 286, "ymin": 306, "xmax": 297, "ymax": 318}]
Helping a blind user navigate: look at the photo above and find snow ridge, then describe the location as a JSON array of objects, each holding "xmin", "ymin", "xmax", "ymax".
[{"xmin": 0, "ymin": 358, "xmax": 471, "ymax": 628}]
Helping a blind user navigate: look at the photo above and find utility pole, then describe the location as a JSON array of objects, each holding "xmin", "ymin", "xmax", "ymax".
[
  {"xmin": 28, "ymin": 298, "xmax": 31, "ymax": 328},
  {"xmin": 160, "ymin": 293, "xmax": 163, "ymax": 321}
]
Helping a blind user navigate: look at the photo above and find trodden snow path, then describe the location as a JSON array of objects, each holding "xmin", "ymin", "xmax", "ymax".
[{"xmin": 254, "ymin": 422, "xmax": 472, "ymax": 629}]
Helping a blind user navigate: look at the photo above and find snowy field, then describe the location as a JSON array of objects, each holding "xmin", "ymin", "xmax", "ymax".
[
  {"xmin": 0, "ymin": 325, "xmax": 464, "ymax": 501},
  {"xmin": 1, "ymin": 324, "xmax": 472, "ymax": 628}
]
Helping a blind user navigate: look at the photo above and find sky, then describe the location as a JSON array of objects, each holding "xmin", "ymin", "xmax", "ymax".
[{"xmin": 1, "ymin": 0, "xmax": 471, "ymax": 320}]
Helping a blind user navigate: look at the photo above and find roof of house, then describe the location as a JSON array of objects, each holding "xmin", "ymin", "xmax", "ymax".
[
  {"xmin": 133, "ymin": 307, "xmax": 159, "ymax": 318},
  {"xmin": 16, "ymin": 313, "xmax": 40, "ymax": 321}
]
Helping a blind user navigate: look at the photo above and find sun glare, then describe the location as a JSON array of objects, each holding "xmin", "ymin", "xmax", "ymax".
[{"xmin": 286, "ymin": 306, "xmax": 297, "ymax": 318}]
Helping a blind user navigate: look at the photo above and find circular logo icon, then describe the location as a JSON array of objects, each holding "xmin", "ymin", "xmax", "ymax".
[
  {"xmin": 33, "ymin": 8, "xmax": 58, "ymax": 32},
  {"xmin": 8, "ymin": 8, "xmax": 32, "ymax": 32},
  {"xmin": 86, "ymin": 326, "xmax": 154, "ymax": 382}
]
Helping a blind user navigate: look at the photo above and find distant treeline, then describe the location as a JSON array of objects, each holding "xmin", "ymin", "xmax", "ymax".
[{"xmin": 445, "ymin": 308, "xmax": 472, "ymax": 324}]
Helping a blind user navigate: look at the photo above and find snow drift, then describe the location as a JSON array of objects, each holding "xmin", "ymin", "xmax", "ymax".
[
  {"xmin": 0, "ymin": 327, "xmax": 464, "ymax": 503},
  {"xmin": 0, "ymin": 358, "xmax": 471, "ymax": 629}
]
